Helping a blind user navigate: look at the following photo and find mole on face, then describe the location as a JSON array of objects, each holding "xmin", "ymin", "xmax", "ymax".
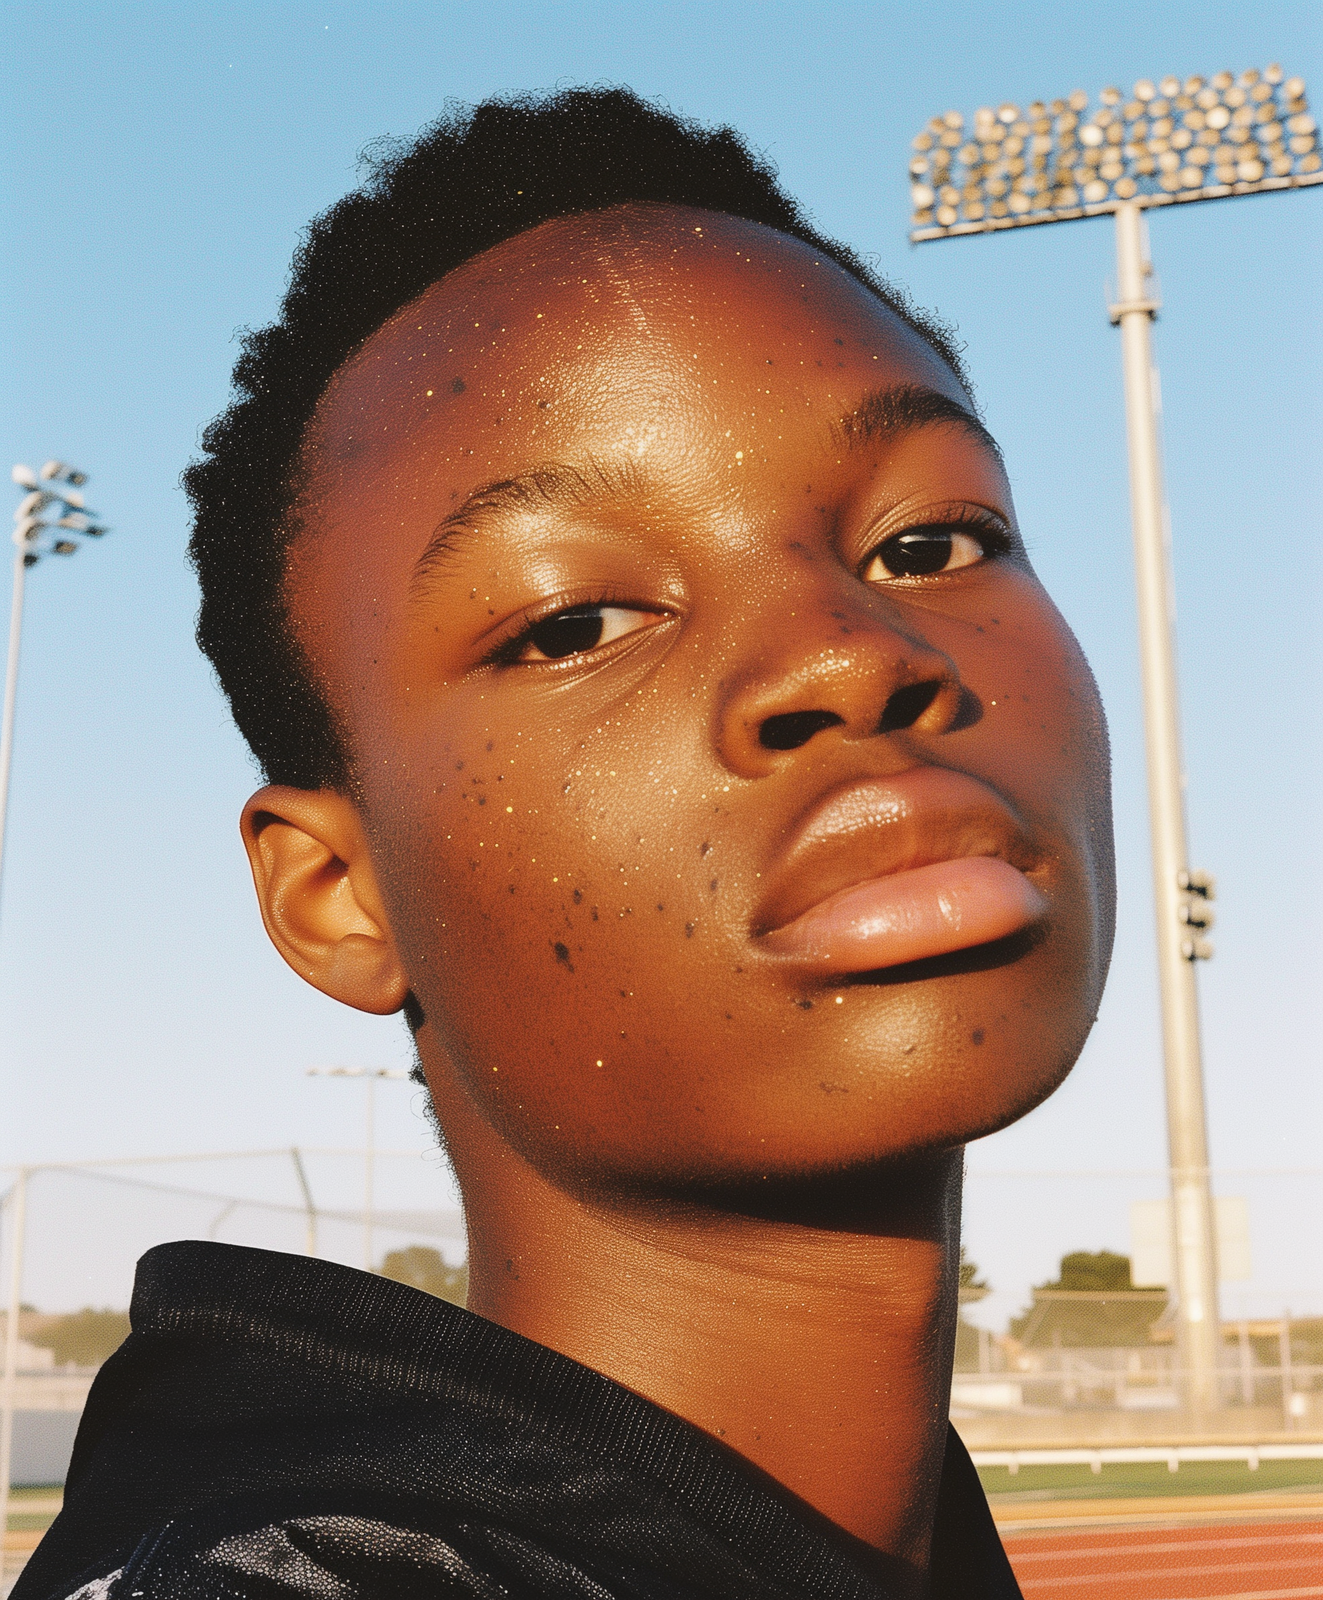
[{"xmin": 290, "ymin": 205, "xmax": 1114, "ymax": 1195}]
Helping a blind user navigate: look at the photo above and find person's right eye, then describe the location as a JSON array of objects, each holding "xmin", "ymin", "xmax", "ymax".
[{"xmin": 511, "ymin": 604, "xmax": 656, "ymax": 663}]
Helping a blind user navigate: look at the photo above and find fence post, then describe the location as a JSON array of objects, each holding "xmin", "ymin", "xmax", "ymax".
[
  {"xmin": 1238, "ymin": 1320, "xmax": 1253, "ymax": 1407},
  {"xmin": 0, "ymin": 1167, "xmax": 31, "ymax": 1576}
]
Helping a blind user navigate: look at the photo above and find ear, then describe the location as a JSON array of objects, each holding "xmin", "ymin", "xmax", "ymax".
[{"xmin": 240, "ymin": 786, "xmax": 410, "ymax": 1016}]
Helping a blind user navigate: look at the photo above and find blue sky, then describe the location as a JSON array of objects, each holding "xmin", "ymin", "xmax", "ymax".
[{"xmin": 2, "ymin": 1, "xmax": 1319, "ymax": 1317}]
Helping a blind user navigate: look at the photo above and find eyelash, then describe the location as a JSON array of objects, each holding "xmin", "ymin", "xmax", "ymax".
[
  {"xmin": 483, "ymin": 592, "xmax": 656, "ymax": 667},
  {"xmin": 864, "ymin": 504, "xmax": 1013, "ymax": 567}
]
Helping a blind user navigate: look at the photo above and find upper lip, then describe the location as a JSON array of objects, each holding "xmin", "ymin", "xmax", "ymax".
[{"xmin": 752, "ymin": 766, "xmax": 1039, "ymax": 937}]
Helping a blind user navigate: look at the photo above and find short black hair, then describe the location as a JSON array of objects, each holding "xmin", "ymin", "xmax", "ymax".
[{"xmin": 185, "ymin": 87, "xmax": 965, "ymax": 790}]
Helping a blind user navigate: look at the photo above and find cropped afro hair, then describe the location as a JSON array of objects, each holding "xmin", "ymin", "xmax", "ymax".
[{"xmin": 185, "ymin": 86, "xmax": 965, "ymax": 791}]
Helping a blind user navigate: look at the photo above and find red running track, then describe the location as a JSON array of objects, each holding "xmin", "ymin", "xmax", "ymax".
[{"xmin": 1001, "ymin": 1517, "xmax": 1323, "ymax": 1599}]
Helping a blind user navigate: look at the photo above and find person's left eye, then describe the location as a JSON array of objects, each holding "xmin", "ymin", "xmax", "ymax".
[
  {"xmin": 515, "ymin": 604, "xmax": 655, "ymax": 662},
  {"xmin": 863, "ymin": 527, "xmax": 990, "ymax": 581}
]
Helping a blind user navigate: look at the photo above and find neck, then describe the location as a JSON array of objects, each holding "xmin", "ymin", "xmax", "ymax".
[{"xmin": 439, "ymin": 1088, "xmax": 963, "ymax": 1576}]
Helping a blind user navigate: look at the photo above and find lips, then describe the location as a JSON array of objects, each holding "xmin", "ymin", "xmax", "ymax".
[{"xmin": 754, "ymin": 767, "xmax": 1047, "ymax": 973}]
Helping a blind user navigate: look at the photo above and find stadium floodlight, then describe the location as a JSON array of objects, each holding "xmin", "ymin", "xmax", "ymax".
[
  {"xmin": 0, "ymin": 463, "xmax": 111, "ymax": 920},
  {"xmin": 908, "ymin": 66, "xmax": 1318, "ymax": 240},
  {"xmin": 905, "ymin": 66, "xmax": 1318, "ymax": 1417}
]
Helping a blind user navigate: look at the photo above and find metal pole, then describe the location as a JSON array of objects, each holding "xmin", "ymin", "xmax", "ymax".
[
  {"xmin": 290, "ymin": 1147, "xmax": 318, "ymax": 1258},
  {"xmin": 363, "ymin": 1079, "xmax": 375, "ymax": 1272},
  {"xmin": 1238, "ymin": 1320, "xmax": 1253, "ymax": 1407},
  {"xmin": 0, "ymin": 1168, "xmax": 31, "ymax": 1568},
  {"xmin": 0, "ymin": 546, "xmax": 29, "ymax": 912},
  {"xmin": 1112, "ymin": 201, "xmax": 1221, "ymax": 1413}
]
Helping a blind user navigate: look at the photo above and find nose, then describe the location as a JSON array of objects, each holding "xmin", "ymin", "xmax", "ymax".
[{"xmin": 715, "ymin": 592, "xmax": 967, "ymax": 778}]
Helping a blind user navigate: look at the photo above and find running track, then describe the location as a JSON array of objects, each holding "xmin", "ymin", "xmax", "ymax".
[{"xmin": 1002, "ymin": 1517, "xmax": 1323, "ymax": 1599}]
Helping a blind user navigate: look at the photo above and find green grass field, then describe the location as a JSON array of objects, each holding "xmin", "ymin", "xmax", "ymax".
[
  {"xmin": 980, "ymin": 1457, "xmax": 1323, "ymax": 1501},
  {"xmin": 5, "ymin": 1487, "xmax": 63, "ymax": 1536},
  {"xmin": 10, "ymin": 1464, "xmax": 1323, "ymax": 1536}
]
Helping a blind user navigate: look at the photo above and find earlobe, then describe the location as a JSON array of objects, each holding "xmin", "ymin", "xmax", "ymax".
[{"xmin": 240, "ymin": 786, "xmax": 410, "ymax": 1016}]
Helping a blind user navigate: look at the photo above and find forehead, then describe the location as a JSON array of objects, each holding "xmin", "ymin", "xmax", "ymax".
[{"xmin": 296, "ymin": 206, "xmax": 965, "ymax": 506}]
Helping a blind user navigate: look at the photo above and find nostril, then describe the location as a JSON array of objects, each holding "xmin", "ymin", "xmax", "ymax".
[
  {"xmin": 878, "ymin": 680, "xmax": 944, "ymax": 734},
  {"xmin": 759, "ymin": 709, "xmax": 846, "ymax": 751}
]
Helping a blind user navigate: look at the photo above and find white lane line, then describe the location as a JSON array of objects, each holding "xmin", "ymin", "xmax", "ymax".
[
  {"xmin": 1141, "ymin": 1588, "xmax": 1323, "ymax": 1600},
  {"xmin": 1010, "ymin": 1533, "xmax": 1323, "ymax": 1560},
  {"xmin": 1018, "ymin": 1559, "xmax": 1323, "ymax": 1591}
]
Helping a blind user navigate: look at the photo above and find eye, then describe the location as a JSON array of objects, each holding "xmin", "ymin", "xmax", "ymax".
[
  {"xmin": 515, "ymin": 604, "xmax": 655, "ymax": 662},
  {"xmin": 863, "ymin": 528, "xmax": 990, "ymax": 581}
]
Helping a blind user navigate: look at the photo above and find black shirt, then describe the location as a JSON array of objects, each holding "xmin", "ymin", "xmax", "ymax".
[{"xmin": 17, "ymin": 1242, "xmax": 1020, "ymax": 1599}]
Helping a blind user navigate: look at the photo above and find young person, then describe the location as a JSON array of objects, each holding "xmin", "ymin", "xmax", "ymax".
[{"xmin": 20, "ymin": 88, "xmax": 1114, "ymax": 1599}]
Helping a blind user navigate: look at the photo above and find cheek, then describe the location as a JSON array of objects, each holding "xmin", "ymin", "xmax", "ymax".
[
  {"xmin": 968, "ymin": 589, "xmax": 1114, "ymax": 973},
  {"xmin": 368, "ymin": 726, "xmax": 702, "ymax": 1137},
  {"xmin": 956, "ymin": 583, "xmax": 1110, "ymax": 822}
]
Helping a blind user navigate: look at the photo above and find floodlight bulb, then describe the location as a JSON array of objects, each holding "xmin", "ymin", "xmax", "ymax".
[
  {"xmin": 1265, "ymin": 64, "xmax": 1283, "ymax": 84},
  {"xmin": 1159, "ymin": 76, "xmax": 1180, "ymax": 97},
  {"xmin": 1134, "ymin": 80, "xmax": 1156, "ymax": 101},
  {"xmin": 11, "ymin": 464, "xmax": 37, "ymax": 490},
  {"xmin": 1284, "ymin": 77, "xmax": 1305, "ymax": 98},
  {"xmin": 39, "ymin": 460, "xmax": 66, "ymax": 481},
  {"xmin": 1100, "ymin": 86, "xmax": 1121, "ymax": 105},
  {"xmin": 1068, "ymin": 89, "xmax": 1088, "ymax": 111}
]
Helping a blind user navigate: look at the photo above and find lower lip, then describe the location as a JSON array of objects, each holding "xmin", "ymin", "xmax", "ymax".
[{"xmin": 759, "ymin": 856, "xmax": 1047, "ymax": 972}]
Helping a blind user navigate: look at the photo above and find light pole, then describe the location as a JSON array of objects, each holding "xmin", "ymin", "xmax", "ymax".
[
  {"xmin": 306, "ymin": 1067, "xmax": 408, "ymax": 1270},
  {"xmin": 2, "ymin": 462, "xmax": 109, "ymax": 914},
  {"xmin": 905, "ymin": 66, "xmax": 1318, "ymax": 1413}
]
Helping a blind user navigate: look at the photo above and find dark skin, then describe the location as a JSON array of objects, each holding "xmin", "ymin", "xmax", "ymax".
[{"xmin": 241, "ymin": 206, "xmax": 1114, "ymax": 1586}]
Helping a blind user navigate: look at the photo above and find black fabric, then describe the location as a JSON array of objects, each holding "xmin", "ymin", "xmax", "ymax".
[{"xmin": 16, "ymin": 1242, "xmax": 1020, "ymax": 1600}]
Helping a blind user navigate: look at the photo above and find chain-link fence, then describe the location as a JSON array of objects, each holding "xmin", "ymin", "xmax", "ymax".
[
  {"xmin": 2, "ymin": 1153, "xmax": 1319, "ymax": 1497},
  {"xmin": 955, "ymin": 1164, "xmax": 1323, "ymax": 1445}
]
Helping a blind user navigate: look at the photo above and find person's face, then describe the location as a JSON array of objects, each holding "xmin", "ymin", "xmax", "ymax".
[{"xmin": 283, "ymin": 206, "xmax": 1114, "ymax": 1195}]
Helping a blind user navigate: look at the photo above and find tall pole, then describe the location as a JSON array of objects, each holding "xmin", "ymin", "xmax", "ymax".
[
  {"xmin": 363, "ymin": 1078, "xmax": 375, "ymax": 1272},
  {"xmin": 290, "ymin": 1147, "xmax": 318, "ymax": 1257},
  {"xmin": 0, "ymin": 1168, "xmax": 31, "ymax": 1568},
  {"xmin": 0, "ymin": 546, "xmax": 29, "ymax": 908},
  {"xmin": 1111, "ymin": 201, "xmax": 1221, "ymax": 1412},
  {"xmin": 307, "ymin": 1066, "xmax": 405, "ymax": 1272}
]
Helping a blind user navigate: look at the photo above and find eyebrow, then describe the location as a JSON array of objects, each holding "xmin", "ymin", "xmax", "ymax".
[
  {"xmin": 410, "ymin": 385, "xmax": 1001, "ymax": 595},
  {"xmin": 410, "ymin": 458, "xmax": 645, "ymax": 595},
  {"xmin": 833, "ymin": 384, "xmax": 1002, "ymax": 462}
]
